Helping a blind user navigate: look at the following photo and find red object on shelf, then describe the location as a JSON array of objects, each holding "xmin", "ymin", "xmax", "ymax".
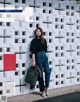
[{"xmin": 3, "ymin": 54, "xmax": 16, "ymax": 71}]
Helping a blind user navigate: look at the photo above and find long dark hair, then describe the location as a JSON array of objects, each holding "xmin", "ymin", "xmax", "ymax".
[{"xmin": 34, "ymin": 27, "xmax": 44, "ymax": 43}]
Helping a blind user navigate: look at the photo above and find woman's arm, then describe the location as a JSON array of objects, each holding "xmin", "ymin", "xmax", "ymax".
[
  {"xmin": 32, "ymin": 54, "xmax": 36, "ymax": 66},
  {"xmin": 30, "ymin": 38, "xmax": 36, "ymax": 66}
]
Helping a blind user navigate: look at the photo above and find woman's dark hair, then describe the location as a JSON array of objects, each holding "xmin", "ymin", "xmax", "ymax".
[{"xmin": 34, "ymin": 27, "xmax": 44, "ymax": 43}]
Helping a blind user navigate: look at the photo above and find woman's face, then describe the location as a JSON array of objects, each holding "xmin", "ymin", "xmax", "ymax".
[{"xmin": 36, "ymin": 29, "xmax": 41, "ymax": 37}]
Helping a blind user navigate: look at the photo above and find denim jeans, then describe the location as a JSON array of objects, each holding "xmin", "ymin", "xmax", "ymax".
[{"xmin": 36, "ymin": 51, "xmax": 51, "ymax": 92}]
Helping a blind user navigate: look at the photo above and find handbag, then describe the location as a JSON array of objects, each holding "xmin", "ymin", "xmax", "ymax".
[{"xmin": 25, "ymin": 65, "xmax": 41, "ymax": 89}]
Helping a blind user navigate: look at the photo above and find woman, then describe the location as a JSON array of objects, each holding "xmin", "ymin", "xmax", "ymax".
[{"xmin": 30, "ymin": 27, "xmax": 51, "ymax": 97}]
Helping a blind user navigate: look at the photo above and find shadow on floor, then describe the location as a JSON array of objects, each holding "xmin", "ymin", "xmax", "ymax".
[
  {"xmin": 30, "ymin": 92, "xmax": 42, "ymax": 96},
  {"xmin": 33, "ymin": 92, "xmax": 80, "ymax": 102}
]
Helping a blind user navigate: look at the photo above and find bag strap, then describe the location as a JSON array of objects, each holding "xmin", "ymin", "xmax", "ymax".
[{"xmin": 35, "ymin": 65, "xmax": 42, "ymax": 77}]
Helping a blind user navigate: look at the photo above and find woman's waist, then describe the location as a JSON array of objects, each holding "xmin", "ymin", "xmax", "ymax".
[
  {"xmin": 36, "ymin": 51, "xmax": 46, "ymax": 54},
  {"xmin": 36, "ymin": 51, "xmax": 48, "ymax": 59}
]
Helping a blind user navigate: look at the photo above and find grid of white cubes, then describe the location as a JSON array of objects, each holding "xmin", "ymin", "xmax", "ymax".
[{"xmin": 0, "ymin": 0, "xmax": 80, "ymax": 97}]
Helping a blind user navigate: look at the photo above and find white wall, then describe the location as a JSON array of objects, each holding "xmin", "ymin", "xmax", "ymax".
[{"xmin": 0, "ymin": 0, "xmax": 80, "ymax": 97}]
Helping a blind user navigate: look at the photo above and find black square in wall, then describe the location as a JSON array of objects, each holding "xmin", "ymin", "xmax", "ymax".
[
  {"xmin": 0, "ymin": 83, "xmax": 2, "ymax": 86},
  {"xmin": 0, "ymin": 91, "xmax": 2, "ymax": 94},
  {"xmin": 43, "ymin": 2, "xmax": 46, "ymax": 6},
  {"xmin": 0, "ymin": 22, "xmax": 2, "ymax": 26},
  {"xmin": 15, "ymin": 0, "xmax": 18, "ymax": 3},
  {"xmin": 0, "ymin": 56, "xmax": 2, "ymax": 60},
  {"xmin": 22, "ymin": 71, "xmax": 25, "ymax": 75},
  {"xmin": 49, "ymin": 3, "xmax": 52, "ymax": 7},
  {"xmin": 22, "ymin": 63, "xmax": 25, "ymax": 67},
  {"xmin": 22, "ymin": 0, "xmax": 26, "ymax": 3},
  {"xmin": 0, "ymin": 48, "xmax": 2, "ymax": 52},
  {"xmin": 15, "ymin": 39, "xmax": 19, "ymax": 43},
  {"xmin": 36, "ymin": 17, "xmax": 39, "ymax": 20},
  {"xmin": 30, "ymin": 24, "xmax": 33, "ymax": 27},
  {"xmin": 6, "ymin": 22, "xmax": 10, "ymax": 26},
  {"xmin": 15, "ymin": 72, "xmax": 18, "ymax": 75},
  {"xmin": 22, "ymin": 31, "xmax": 25, "ymax": 35},
  {"xmin": 16, "ymin": 64, "xmax": 18, "ymax": 67}
]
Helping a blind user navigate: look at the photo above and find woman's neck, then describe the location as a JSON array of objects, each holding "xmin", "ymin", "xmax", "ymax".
[{"xmin": 37, "ymin": 36, "xmax": 40, "ymax": 39}]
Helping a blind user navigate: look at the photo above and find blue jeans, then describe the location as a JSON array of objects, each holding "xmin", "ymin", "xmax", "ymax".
[{"xmin": 36, "ymin": 51, "xmax": 51, "ymax": 92}]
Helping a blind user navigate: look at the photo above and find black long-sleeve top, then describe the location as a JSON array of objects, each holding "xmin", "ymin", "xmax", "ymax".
[{"xmin": 30, "ymin": 37, "xmax": 47, "ymax": 54}]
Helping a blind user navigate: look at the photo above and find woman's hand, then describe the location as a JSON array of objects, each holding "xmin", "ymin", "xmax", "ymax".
[{"xmin": 32, "ymin": 61, "xmax": 36, "ymax": 67}]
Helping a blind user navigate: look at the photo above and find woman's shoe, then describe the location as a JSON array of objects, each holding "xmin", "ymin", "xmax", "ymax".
[
  {"xmin": 46, "ymin": 91, "xmax": 49, "ymax": 96},
  {"xmin": 42, "ymin": 91, "xmax": 46, "ymax": 97},
  {"xmin": 45, "ymin": 88, "xmax": 49, "ymax": 96}
]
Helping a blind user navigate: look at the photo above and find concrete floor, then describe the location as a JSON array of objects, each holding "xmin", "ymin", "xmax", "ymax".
[
  {"xmin": 33, "ymin": 92, "xmax": 80, "ymax": 102},
  {"xmin": 7, "ymin": 85, "xmax": 80, "ymax": 102}
]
